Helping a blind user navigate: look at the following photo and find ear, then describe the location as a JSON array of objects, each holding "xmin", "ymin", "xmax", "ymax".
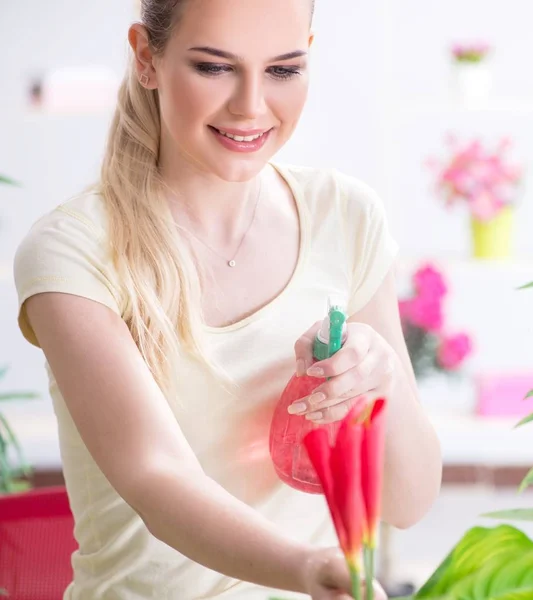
[
  {"xmin": 128, "ymin": 23, "xmax": 158, "ymax": 89},
  {"xmin": 308, "ymin": 31, "xmax": 315, "ymax": 47}
]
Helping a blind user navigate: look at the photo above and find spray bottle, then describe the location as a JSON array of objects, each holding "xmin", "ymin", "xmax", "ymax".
[{"xmin": 269, "ymin": 295, "xmax": 347, "ymax": 494}]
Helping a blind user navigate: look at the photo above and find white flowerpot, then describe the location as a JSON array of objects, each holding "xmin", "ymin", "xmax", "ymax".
[{"xmin": 451, "ymin": 62, "xmax": 492, "ymax": 109}]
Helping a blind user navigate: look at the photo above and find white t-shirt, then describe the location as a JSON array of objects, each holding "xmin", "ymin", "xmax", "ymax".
[{"xmin": 13, "ymin": 164, "xmax": 398, "ymax": 600}]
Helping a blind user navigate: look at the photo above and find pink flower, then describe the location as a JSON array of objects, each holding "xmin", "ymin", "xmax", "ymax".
[
  {"xmin": 432, "ymin": 137, "xmax": 521, "ymax": 221},
  {"xmin": 409, "ymin": 295, "xmax": 444, "ymax": 332},
  {"xmin": 451, "ymin": 42, "xmax": 491, "ymax": 61},
  {"xmin": 437, "ymin": 333, "xmax": 473, "ymax": 370},
  {"xmin": 413, "ymin": 265, "xmax": 447, "ymax": 300}
]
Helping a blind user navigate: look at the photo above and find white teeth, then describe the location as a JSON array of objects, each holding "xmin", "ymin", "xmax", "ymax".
[{"xmin": 217, "ymin": 129, "xmax": 264, "ymax": 142}]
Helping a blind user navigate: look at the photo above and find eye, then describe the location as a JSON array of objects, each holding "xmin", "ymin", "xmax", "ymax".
[
  {"xmin": 194, "ymin": 63, "xmax": 233, "ymax": 76},
  {"xmin": 267, "ymin": 66, "xmax": 302, "ymax": 80}
]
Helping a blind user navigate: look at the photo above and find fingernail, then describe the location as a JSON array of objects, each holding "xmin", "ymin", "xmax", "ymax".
[
  {"xmin": 296, "ymin": 359, "xmax": 307, "ymax": 377},
  {"xmin": 307, "ymin": 367, "xmax": 324, "ymax": 377},
  {"xmin": 309, "ymin": 392, "xmax": 326, "ymax": 406},
  {"xmin": 305, "ymin": 411, "xmax": 323, "ymax": 421},
  {"xmin": 288, "ymin": 402, "xmax": 307, "ymax": 415}
]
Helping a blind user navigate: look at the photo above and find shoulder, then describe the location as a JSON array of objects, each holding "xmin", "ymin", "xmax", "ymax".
[
  {"xmin": 15, "ymin": 190, "xmax": 110, "ymax": 264},
  {"xmin": 13, "ymin": 189, "xmax": 119, "ymax": 304},
  {"xmin": 272, "ymin": 162, "xmax": 384, "ymax": 219},
  {"xmin": 22, "ymin": 189, "xmax": 109, "ymax": 243}
]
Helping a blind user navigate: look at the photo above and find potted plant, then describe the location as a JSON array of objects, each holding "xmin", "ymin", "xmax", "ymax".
[
  {"xmin": 428, "ymin": 136, "xmax": 523, "ymax": 260},
  {"xmin": 0, "ymin": 176, "xmax": 38, "ymax": 493},
  {"xmin": 0, "ymin": 366, "xmax": 37, "ymax": 493},
  {"xmin": 399, "ymin": 263, "xmax": 473, "ymax": 380},
  {"xmin": 450, "ymin": 42, "xmax": 492, "ymax": 109}
]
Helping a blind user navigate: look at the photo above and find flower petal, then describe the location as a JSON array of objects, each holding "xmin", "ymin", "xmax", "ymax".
[
  {"xmin": 361, "ymin": 399, "xmax": 387, "ymax": 546},
  {"xmin": 330, "ymin": 407, "xmax": 366, "ymax": 560},
  {"xmin": 303, "ymin": 428, "xmax": 347, "ymax": 551}
]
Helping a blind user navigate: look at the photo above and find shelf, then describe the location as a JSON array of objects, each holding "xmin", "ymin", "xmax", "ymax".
[
  {"xmin": 397, "ymin": 256, "xmax": 533, "ymax": 274},
  {"xmin": 428, "ymin": 411, "xmax": 533, "ymax": 467},
  {"xmin": 392, "ymin": 102, "xmax": 533, "ymax": 117}
]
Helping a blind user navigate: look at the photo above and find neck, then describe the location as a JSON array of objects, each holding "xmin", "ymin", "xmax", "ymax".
[{"xmin": 160, "ymin": 153, "xmax": 263, "ymax": 245}]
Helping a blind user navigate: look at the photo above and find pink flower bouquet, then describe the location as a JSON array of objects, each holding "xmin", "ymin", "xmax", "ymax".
[
  {"xmin": 428, "ymin": 135, "xmax": 522, "ymax": 222},
  {"xmin": 400, "ymin": 264, "xmax": 473, "ymax": 379}
]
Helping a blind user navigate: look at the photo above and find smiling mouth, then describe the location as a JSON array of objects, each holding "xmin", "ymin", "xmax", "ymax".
[{"xmin": 209, "ymin": 126, "xmax": 272, "ymax": 142}]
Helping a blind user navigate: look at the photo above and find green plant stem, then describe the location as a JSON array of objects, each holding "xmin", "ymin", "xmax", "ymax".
[
  {"xmin": 364, "ymin": 546, "xmax": 374, "ymax": 600},
  {"xmin": 349, "ymin": 561, "xmax": 362, "ymax": 600}
]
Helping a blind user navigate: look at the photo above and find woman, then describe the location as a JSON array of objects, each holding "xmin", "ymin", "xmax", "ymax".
[{"xmin": 13, "ymin": 0, "xmax": 442, "ymax": 598}]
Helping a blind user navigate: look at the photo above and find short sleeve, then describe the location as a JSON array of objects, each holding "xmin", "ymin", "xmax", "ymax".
[
  {"xmin": 336, "ymin": 171, "xmax": 399, "ymax": 315},
  {"xmin": 13, "ymin": 202, "xmax": 123, "ymax": 347}
]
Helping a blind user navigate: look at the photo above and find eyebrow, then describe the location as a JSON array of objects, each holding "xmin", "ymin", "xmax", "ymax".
[{"xmin": 188, "ymin": 46, "xmax": 307, "ymax": 62}]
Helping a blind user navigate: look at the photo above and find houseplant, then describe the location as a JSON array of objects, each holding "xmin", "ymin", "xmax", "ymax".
[
  {"xmin": 0, "ymin": 175, "xmax": 37, "ymax": 493},
  {"xmin": 450, "ymin": 42, "xmax": 492, "ymax": 109},
  {"xmin": 428, "ymin": 136, "xmax": 523, "ymax": 259},
  {"xmin": 399, "ymin": 263, "xmax": 473, "ymax": 381}
]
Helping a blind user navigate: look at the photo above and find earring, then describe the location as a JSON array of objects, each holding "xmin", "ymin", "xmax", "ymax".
[{"xmin": 139, "ymin": 73, "xmax": 150, "ymax": 86}]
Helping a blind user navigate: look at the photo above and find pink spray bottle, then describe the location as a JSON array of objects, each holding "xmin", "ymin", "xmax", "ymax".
[{"xmin": 269, "ymin": 295, "xmax": 347, "ymax": 494}]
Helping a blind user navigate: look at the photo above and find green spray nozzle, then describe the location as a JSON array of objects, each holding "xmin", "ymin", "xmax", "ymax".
[
  {"xmin": 313, "ymin": 295, "xmax": 347, "ymax": 361},
  {"xmin": 327, "ymin": 306, "xmax": 346, "ymax": 356}
]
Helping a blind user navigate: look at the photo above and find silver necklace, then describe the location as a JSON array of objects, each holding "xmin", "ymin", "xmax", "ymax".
[{"xmin": 179, "ymin": 179, "xmax": 262, "ymax": 268}]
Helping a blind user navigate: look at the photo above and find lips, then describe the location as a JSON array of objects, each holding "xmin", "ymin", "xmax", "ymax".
[{"xmin": 208, "ymin": 125, "xmax": 272, "ymax": 153}]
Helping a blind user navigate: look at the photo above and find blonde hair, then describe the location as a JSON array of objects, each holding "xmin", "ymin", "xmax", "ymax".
[
  {"xmin": 98, "ymin": 0, "xmax": 213, "ymax": 398},
  {"xmin": 97, "ymin": 0, "xmax": 315, "ymax": 397}
]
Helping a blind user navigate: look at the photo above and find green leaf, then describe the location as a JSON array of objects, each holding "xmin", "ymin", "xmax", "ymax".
[
  {"xmin": 517, "ymin": 281, "xmax": 533, "ymax": 290},
  {"xmin": 414, "ymin": 525, "xmax": 533, "ymax": 599},
  {"xmin": 513, "ymin": 412, "xmax": 533, "ymax": 429},
  {"xmin": 518, "ymin": 468, "xmax": 533, "ymax": 493},
  {"xmin": 0, "ymin": 392, "xmax": 39, "ymax": 402},
  {"xmin": 523, "ymin": 390, "xmax": 533, "ymax": 400},
  {"xmin": 490, "ymin": 592, "xmax": 533, "ymax": 600},
  {"xmin": 481, "ymin": 509, "xmax": 533, "ymax": 522},
  {"xmin": 0, "ymin": 174, "xmax": 20, "ymax": 186},
  {"xmin": 0, "ymin": 413, "xmax": 31, "ymax": 478}
]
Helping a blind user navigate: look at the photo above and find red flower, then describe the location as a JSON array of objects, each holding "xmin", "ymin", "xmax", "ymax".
[
  {"xmin": 303, "ymin": 399, "xmax": 387, "ymax": 569},
  {"xmin": 303, "ymin": 421, "xmax": 364, "ymax": 567}
]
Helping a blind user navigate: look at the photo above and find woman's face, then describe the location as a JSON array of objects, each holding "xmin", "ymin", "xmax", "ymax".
[{"xmin": 153, "ymin": 0, "xmax": 312, "ymax": 182}]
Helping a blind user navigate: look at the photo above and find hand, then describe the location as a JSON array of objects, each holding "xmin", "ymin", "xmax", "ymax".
[
  {"xmin": 303, "ymin": 547, "xmax": 387, "ymax": 600},
  {"xmin": 290, "ymin": 321, "xmax": 396, "ymax": 424}
]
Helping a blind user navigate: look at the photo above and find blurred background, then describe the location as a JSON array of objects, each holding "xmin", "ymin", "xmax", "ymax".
[{"xmin": 1, "ymin": 0, "xmax": 533, "ymax": 595}]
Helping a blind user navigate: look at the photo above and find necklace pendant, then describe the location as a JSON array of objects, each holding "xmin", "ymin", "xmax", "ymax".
[{"xmin": 228, "ymin": 260, "xmax": 236, "ymax": 268}]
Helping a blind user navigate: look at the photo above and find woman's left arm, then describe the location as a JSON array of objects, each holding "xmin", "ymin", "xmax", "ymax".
[
  {"xmin": 292, "ymin": 269, "xmax": 442, "ymax": 529},
  {"xmin": 348, "ymin": 269, "xmax": 442, "ymax": 529}
]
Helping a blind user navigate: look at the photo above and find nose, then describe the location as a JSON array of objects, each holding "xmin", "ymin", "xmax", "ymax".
[{"xmin": 228, "ymin": 71, "xmax": 267, "ymax": 120}]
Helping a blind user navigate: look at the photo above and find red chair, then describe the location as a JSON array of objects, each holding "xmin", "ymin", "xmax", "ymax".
[{"xmin": 0, "ymin": 486, "xmax": 77, "ymax": 600}]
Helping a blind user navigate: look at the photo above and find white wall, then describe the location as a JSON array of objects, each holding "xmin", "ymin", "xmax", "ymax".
[{"xmin": 1, "ymin": 0, "xmax": 533, "ymax": 427}]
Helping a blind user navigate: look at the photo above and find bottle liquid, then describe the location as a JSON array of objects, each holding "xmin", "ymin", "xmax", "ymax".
[{"xmin": 269, "ymin": 295, "xmax": 347, "ymax": 494}]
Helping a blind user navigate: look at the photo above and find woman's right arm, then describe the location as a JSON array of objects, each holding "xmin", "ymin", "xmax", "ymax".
[{"xmin": 25, "ymin": 291, "xmax": 312, "ymax": 593}]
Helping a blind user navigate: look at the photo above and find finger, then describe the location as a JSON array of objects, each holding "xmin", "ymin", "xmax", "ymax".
[
  {"xmin": 317, "ymin": 350, "xmax": 384, "ymax": 400},
  {"xmin": 294, "ymin": 320, "xmax": 323, "ymax": 377},
  {"xmin": 308, "ymin": 326, "xmax": 371, "ymax": 378},
  {"xmin": 306, "ymin": 395, "xmax": 370, "ymax": 424},
  {"xmin": 288, "ymin": 352, "xmax": 382, "ymax": 416}
]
